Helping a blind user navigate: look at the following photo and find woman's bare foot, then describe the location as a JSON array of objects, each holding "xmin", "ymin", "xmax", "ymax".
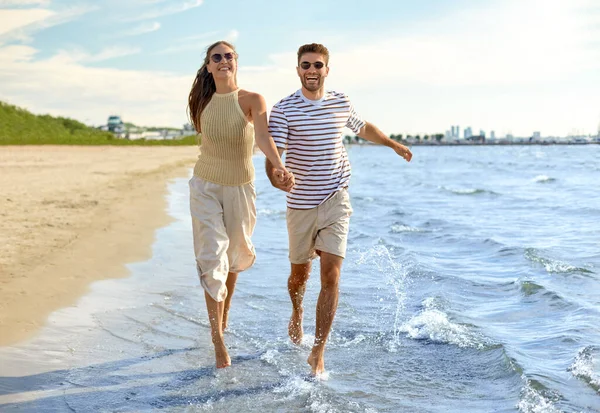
[
  {"xmin": 288, "ymin": 309, "xmax": 303, "ymax": 345},
  {"xmin": 307, "ymin": 349, "xmax": 325, "ymax": 375},
  {"xmin": 214, "ymin": 341, "xmax": 231, "ymax": 368}
]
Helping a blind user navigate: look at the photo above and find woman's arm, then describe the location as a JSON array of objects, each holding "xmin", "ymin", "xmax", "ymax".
[{"xmin": 250, "ymin": 93, "xmax": 294, "ymax": 182}]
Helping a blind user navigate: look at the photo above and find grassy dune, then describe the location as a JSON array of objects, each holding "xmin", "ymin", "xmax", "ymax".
[{"xmin": 0, "ymin": 102, "xmax": 197, "ymax": 146}]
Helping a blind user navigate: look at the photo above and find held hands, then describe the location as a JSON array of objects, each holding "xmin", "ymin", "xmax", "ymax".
[
  {"xmin": 273, "ymin": 167, "xmax": 295, "ymax": 192},
  {"xmin": 394, "ymin": 143, "xmax": 413, "ymax": 162}
]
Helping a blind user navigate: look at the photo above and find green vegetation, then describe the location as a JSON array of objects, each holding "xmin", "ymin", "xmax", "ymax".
[{"xmin": 0, "ymin": 101, "xmax": 197, "ymax": 146}]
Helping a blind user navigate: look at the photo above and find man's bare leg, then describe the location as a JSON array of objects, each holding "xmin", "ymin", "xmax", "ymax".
[
  {"xmin": 222, "ymin": 272, "xmax": 238, "ymax": 331},
  {"xmin": 204, "ymin": 290, "xmax": 231, "ymax": 368},
  {"xmin": 288, "ymin": 262, "xmax": 311, "ymax": 344},
  {"xmin": 307, "ymin": 252, "xmax": 342, "ymax": 375}
]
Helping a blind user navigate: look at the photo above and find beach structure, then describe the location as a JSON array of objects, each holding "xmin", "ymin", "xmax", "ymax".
[{"xmin": 107, "ymin": 115, "xmax": 124, "ymax": 133}]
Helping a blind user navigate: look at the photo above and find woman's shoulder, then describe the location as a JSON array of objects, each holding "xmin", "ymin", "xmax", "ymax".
[
  {"xmin": 238, "ymin": 89, "xmax": 266, "ymax": 108},
  {"xmin": 238, "ymin": 89, "xmax": 264, "ymax": 101}
]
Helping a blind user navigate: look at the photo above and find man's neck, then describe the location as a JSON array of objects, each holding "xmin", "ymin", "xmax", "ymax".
[{"xmin": 301, "ymin": 87, "xmax": 325, "ymax": 101}]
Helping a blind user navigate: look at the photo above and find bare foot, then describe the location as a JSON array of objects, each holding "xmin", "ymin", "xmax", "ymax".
[
  {"xmin": 288, "ymin": 309, "xmax": 303, "ymax": 345},
  {"xmin": 214, "ymin": 342, "xmax": 231, "ymax": 369},
  {"xmin": 307, "ymin": 349, "xmax": 325, "ymax": 375}
]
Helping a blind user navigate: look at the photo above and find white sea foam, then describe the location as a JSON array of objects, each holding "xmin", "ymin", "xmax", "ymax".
[
  {"xmin": 399, "ymin": 298, "xmax": 490, "ymax": 349},
  {"xmin": 390, "ymin": 224, "xmax": 421, "ymax": 233},
  {"xmin": 260, "ymin": 348, "xmax": 280, "ymax": 366},
  {"xmin": 569, "ymin": 347, "xmax": 600, "ymax": 392},
  {"xmin": 257, "ymin": 208, "xmax": 285, "ymax": 217},
  {"xmin": 533, "ymin": 175, "xmax": 555, "ymax": 183},
  {"xmin": 517, "ymin": 380, "xmax": 561, "ymax": 413}
]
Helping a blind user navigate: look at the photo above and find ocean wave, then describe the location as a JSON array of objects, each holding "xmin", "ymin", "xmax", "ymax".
[
  {"xmin": 257, "ymin": 208, "xmax": 285, "ymax": 218},
  {"xmin": 520, "ymin": 280, "xmax": 545, "ymax": 296},
  {"xmin": 398, "ymin": 298, "xmax": 493, "ymax": 349},
  {"xmin": 390, "ymin": 223, "xmax": 422, "ymax": 233},
  {"xmin": 524, "ymin": 248, "xmax": 594, "ymax": 275},
  {"xmin": 517, "ymin": 379, "xmax": 562, "ymax": 413},
  {"xmin": 440, "ymin": 186, "xmax": 498, "ymax": 196},
  {"xmin": 568, "ymin": 346, "xmax": 600, "ymax": 393},
  {"xmin": 533, "ymin": 175, "xmax": 556, "ymax": 183}
]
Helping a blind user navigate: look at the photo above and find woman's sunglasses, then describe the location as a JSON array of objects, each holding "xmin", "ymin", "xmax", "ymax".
[
  {"xmin": 300, "ymin": 61, "xmax": 325, "ymax": 70},
  {"xmin": 210, "ymin": 52, "xmax": 235, "ymax": 63}
]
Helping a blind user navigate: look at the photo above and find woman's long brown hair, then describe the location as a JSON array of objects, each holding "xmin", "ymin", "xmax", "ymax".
[{"xmin": 187, "ymin": 41, "xmax": 237, "ymax": 133}]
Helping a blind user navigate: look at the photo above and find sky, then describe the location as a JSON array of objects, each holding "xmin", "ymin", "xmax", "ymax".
[{"xmin": 1, "ymin": 0, "xmax": 599, "ymax": 137}]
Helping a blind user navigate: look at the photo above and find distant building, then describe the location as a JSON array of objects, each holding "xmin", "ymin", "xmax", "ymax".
[
  {"xmin": 533, "ymin": 131, "xmax": 541, "ymax": 139},
  {"xmin": 490, "ymin": 130, "xmax": 496, "ymax": 139},
  {"xmin": 479, "ymin": 129, "xmax": 485, "ymax": 138},
  {"xmin": 107, "ymin": 115, "xmax": 124, "ymax": 133},
  {"xmin": 464, "ymin": 127, "xmax": 472, "ymax": 139}
]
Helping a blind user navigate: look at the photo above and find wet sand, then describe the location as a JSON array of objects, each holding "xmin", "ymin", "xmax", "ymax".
[{"xmin": 0, "ymin": 145, "xmax": 197, "ymax": 346}]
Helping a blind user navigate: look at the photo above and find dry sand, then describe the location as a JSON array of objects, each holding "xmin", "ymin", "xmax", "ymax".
[{"xmin": 0, "ymin": 145, "xmax": 198, "ymax": 346}]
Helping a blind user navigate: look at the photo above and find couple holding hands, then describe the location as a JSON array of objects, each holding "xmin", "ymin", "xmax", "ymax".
[{"xmin": 188, "ymin": 41, "xmax": 412, "ymax": 375}]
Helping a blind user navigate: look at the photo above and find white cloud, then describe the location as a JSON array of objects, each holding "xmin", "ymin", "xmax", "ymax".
[
  {"xmin": 0, "ymin": 8, "xmax": 55, "ymax": 36},
  {"xmin": 51, "ymin": 46, "xmax": 142, "ymax": 63},
  {"xmin": 322, "ymin": 0, "xmax": 600, "ymax": 88},
  {"xmin": 124, "ymin": 0, "xmax": 203, "ymax": 22},
  {"xmin": 0, "ymin": 0, "xmax": 50, "ymax": 6},
  {"xmin": 242, "ymin": 0, "xmax": 600, "ymax": 136},
  {"xmin": 0, "ymin": 43, "xmax": 191, "ymax": 127},
  {"xmin": 155, "ymin": 30, "xmax": 235, "ymax": 55},
  {"xmin": 0, "ymin": 5, "xmax": 96, "ymax": 43},
  {"xmin": 121, "ymin": 21, "xmax": 161, "ymax": 37}
]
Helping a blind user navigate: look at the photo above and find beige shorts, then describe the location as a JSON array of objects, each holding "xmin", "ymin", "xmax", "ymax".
[
  {"xmin": 287, "ymin": 188, "xmax": 353, "ymax": 264},
  {"xmin": 189, "ymin": 175, "xmax": 256, "ymax": 302}
]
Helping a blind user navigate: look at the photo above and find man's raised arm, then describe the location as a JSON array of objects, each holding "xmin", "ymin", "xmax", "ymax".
[{"xmin": 357, "ymin": 121, "xmax": 412, "ymax": 162}]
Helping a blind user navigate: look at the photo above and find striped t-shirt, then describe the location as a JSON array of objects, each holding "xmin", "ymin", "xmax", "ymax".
[{"xmin": 269, "ymin": 89, "xmax": 366, "ymax": 209}]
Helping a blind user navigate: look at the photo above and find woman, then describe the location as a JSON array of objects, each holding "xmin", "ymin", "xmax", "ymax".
[{"xmin": 187, "ymin": 40, "xmax": 292, "ymax": 368}]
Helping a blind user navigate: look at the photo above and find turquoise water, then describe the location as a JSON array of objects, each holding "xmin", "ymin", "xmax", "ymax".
[{"xmin": 0, "ymin": 145, "xmax": 599, "ymax": 412}]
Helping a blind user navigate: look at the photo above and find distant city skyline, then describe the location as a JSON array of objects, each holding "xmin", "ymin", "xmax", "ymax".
[{"xmin": 1, "ymin": 0, "xmax": 599, "ymax": 136}]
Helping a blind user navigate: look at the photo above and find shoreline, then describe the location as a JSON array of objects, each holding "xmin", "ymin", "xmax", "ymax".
[
  {"xmin": 347, "ymin": 141, "xmax": 600, "ymax": 147},
  {"xmin": 0, "ymin": 145, "xmax": 197, "ymax": 346}
]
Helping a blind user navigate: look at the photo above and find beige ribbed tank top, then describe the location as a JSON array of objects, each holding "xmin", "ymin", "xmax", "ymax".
[{"xmin": 193, "ymin": 89, "xmax": 255, "ymax": 186}]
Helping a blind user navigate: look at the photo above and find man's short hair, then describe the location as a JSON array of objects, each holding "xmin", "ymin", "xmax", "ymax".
[{"xmin": 297, "ymin": 43, "xmax": 329, "ymax": 65}]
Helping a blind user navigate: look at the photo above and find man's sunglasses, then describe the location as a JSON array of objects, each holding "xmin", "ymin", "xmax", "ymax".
[
  {"xmin": 299, "ymin": 61, "xmax": 325, "ymax": 70},
  {"xmin": 210, "ymin": 52, "xmax": 235, "ymax": 63}
]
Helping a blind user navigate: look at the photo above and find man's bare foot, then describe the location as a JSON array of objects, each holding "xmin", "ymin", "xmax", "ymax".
[
  {"xmin": 307, "ymin": 349, "xmax": 325, "ymax": 375},
  {"xmin": 214, "ymin": 342, "xmax": 231, "ymax": 369},
  {"xmin": 288, "ymin": 309, "xmax": 303, "ymax": 345}
]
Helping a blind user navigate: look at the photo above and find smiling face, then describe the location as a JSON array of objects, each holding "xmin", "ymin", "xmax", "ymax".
[
  {"xmin": 297, "ymin": 52, "xmax": 329, "ymax": 93},
  {"xmin": 206, "ymin": 43, "xmax": 237, "ymax": 81}
]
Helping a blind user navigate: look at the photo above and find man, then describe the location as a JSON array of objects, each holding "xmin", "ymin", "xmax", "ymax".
[{"xmin": 266, "ymin": 43, "xmax": 412, "ymax": 375}]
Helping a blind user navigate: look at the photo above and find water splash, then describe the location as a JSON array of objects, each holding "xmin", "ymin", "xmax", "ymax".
[
  {"xmin": 354, "ymin": 245, "xmax": 410, "ymax": 351},
  {"xmin": 517, "ymin": 379, "xmax": 562, "ymax": 413},
  {"xmin": 568, "ymin": 346, "xmax": 600, "ymax": 393},
  {"xmin": 398, "ymin": 297, "xmax": 493, "ymax": 349}
]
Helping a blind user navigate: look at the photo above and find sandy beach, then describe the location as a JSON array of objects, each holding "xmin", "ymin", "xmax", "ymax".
[{"xmin": 0, "ymin": 145, "xmax": 198, "ymax": 346}]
